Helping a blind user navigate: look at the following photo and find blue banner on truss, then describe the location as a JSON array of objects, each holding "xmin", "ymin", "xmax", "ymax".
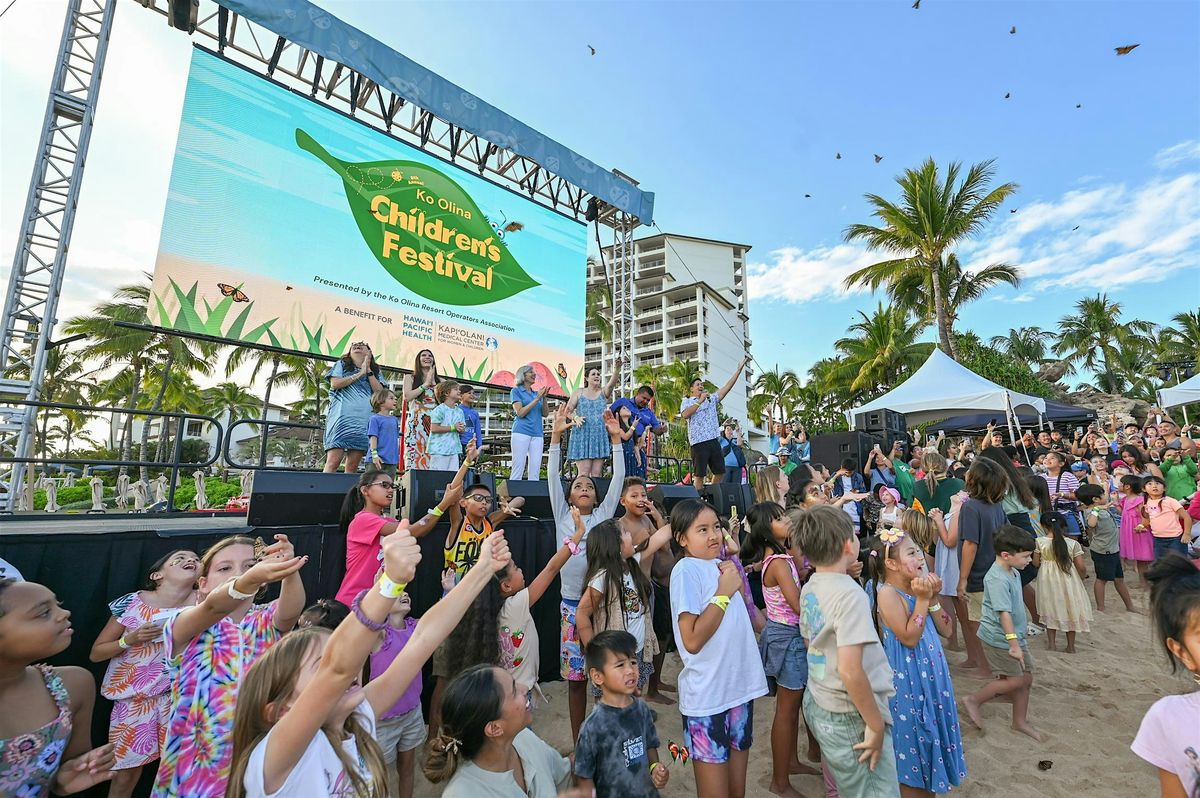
[{"xmin": 219, "ymin": 0, "xmax": 654, "ymax": 223}]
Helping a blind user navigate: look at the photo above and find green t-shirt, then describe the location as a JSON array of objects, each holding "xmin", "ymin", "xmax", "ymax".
[
  {"xmin": 893, "ymin": 459, "xmax": 915, "ymax": 504},
  {"xmin": 912, "ymin": 476, "xmax": 965, "ymax": 515},
  {"xmin": 780, "ymin": 461, "xmax": 799, "ymax": 475}
]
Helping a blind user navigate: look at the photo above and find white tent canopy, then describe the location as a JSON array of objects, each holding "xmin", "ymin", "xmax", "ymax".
[
  {"xmin": 849, "ymin": 348, "xmax": 1047, "ymax": 426},
  {"xmin": 1159, "ymin": 373, "xmax": 1200, "ymax": 408}
]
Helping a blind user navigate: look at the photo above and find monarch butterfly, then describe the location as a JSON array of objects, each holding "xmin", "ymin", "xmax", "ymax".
[
  {"xmin": 556, "ymin": 362, "xmax": 569, "ymax": 381},
  {"xmin": 668, "ymin": 741, "xmax": 690, "ymax": 763},
  {"xmin": 1114, "ymin": 44, "xmax": 1139, "ymax": 55},
  {"xmin": 217, "ymin": 283, "xmax": 249, "ymax": 303}
]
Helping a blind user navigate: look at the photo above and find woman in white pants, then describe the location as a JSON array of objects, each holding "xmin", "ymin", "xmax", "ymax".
[{"xmin": 509, "ymin": 365, "xmax": 548, "ymax": 479}]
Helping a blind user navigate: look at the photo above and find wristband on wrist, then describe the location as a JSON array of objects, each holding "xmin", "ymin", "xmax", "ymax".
[
  {"xmin": 649, "ymin": 762, "xmax": 661, "ymax": 773},
  {"xmin": 563, "ymin": 537, "xmax": 581, "ymax": 555},
  {"xmin": 117, "ymin": 635, "xmax": 130, "ymax": 650},
  {"xmin": 430, "ymin": 506, "xmax": 444, "ymax": 518},
  {"xmin": 928, "ymin": 602, "xmax": 942, "ymax": 613},
  {"xmin": 709, "ymin": 595, "xmax": 731, "ymax": 612},
  {"xmin": 1004, "ymin": 632, "xmax": 1019, "ymax": 641},
  {"xmin": 378, "ymin": 574, "xmax": 407, "ymax": 598},
  {"xmin": 226, "ymin": 578, "xmax": 256, "ymax": 601},
  {"xmin": 351, "ymin": 590, "xmax": 389, "ymax": 632}
]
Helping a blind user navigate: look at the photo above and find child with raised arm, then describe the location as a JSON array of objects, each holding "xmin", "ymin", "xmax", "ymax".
[
  {"xmin": 574, "ymin": 630, "xmax": 670, "ymax": 797},
  {"xmin": 335, "ymin": 461, "xmax": 467, "ymax": 604},
  {"xmin": 1077, "ymin": 483, "xmax": 1136, "ymax": 612},
  {"xmin": 548, "ymin": 403, "xmax": 627, "ymax": 741},
  {"xmin": 795, "ymin": 505, "xmax": 900, "ymax": 795},
  {"xmin": 670, "ymin": 499, "xmax": 769, "ymax": 798},
  {"xmin": 962, "ymin": 526, "xmax": 1042, "ymax": 742},
  {"xmin": 152, "ymin": 534, "xmax": 308, "ymax": 798},
  {"xmin": 444, "ymin": 446, "xmax": 521, "ymax": 582},
  {"xmin": 225, "ymin": 527, "xmax": 513, "ymax": 798}
]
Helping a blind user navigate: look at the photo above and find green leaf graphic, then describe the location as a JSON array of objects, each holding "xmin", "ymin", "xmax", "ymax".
[{"xmin": 296, "ymin": 128, "xmax": 540, "ymax": 306}]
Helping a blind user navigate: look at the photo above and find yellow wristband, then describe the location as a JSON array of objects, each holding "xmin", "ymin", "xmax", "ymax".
[
  {"xmin": 378, "ymin": 575, "xmax": 407, "ymax": 599},
  {"xmin": 430, "ymin": 506, "xmax": 444, "ymax": 518},
  {"xmin": 1004, "ymin": 633, "xmax": 1019, "ymax": 641},
  {"xmin": 117, "ymin": 635, "xmax": 130, "ymax": 650},
  {"xmin": 928, "ymin": 603, "xmax": 942, "ymax": 613},
  {"xmin": 709, "ymin": 595, "xmax": 731, "ymax": 612},
  {"xmin": 649, "ymin": 762, "xmax": 661, "ymax": 773}
]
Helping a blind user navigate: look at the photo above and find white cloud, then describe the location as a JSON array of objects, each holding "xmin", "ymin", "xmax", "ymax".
[
  {"xmin": 746, "ymin": 243, "xmax": 877, "ymax": 304},
  {"xmin": 992, "ymin": 292, "xmax": 1036, "ymax": 303},
  {"xmin": 1155, "ymin": 140, "xmax": 1200, "ymax": 170},
  {"xmin": 961, "ymin": 171, "xmax": 1200, "ymax": 292}
]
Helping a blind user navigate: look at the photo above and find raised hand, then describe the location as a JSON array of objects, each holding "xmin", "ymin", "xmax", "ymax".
[
  {"xmin": 261, "ymin": 533, "xmax": 296, "ymax": 561},
  {"xmin": 477, "ymin": 531, "xmax": 512, "ymax": 574},
  {"xmin": 442, "ymin": 482, "xmax": 463, "ymax": 508},
  {"xmin": 499, "ymin": 495, "xmax": 523, "ymax": 517},
  {"xmin": 552, "ymin": 403, "xmax": 572, "ymax": 436},
  {"xmin": 926, "ymin": 573, "xmax": 944, "ymax": 595},
  {"xmin": 241, "ymin": 549, "xmax": 306, "ymax": 589},
  {"xmin": 382, "ymin": 523, "xmax": 421, "ymax": 584},
  {"xmin": 911, "ymin": 576, "xmax": 935, "ymax": 600},
  {"xmin": 603, "ymin": 408, "xmax": 622, "ymax": 440}
]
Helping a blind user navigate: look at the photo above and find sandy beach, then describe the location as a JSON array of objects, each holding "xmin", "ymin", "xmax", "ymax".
[{"xmin": 412, "ymin": 568, "xmax": 1180, "ymax": 797}]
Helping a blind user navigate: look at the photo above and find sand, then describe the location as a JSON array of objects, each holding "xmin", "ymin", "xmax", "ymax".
[{"xmin": 412, "ymin": 571, "xmax": 1182, "ymax": 797}]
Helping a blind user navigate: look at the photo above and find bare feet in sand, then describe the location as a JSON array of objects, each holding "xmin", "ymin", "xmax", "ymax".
[
  {"xmin": 962, "ymin": 696, "xmax": 984, "ymax": 729},
  {"xmin": 656, "ymin": 680, "xmax": 677, "ymax": 692},
  {"xmin": 1013, "ymin": 722, "xmax": 1044, "ymax": 742},
  {"xmin": 644, "ymin": 690, "xmax": 675, "ymax": 706},
  {"xmin": 768, "ymin": 781, "xmax": 805, "ymax": 798},
  {"xmin": 959, "ymin": 659, "xmax": 979, "ymax": 670},
  {"xmin": 789, "ymin": 760, "xmax": 821, "ymax": 777}
]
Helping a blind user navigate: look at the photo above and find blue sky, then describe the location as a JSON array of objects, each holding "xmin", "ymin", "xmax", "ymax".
[{"xmin": 2, "ymin": 0, "xmax": 1198, "ymax": 386}]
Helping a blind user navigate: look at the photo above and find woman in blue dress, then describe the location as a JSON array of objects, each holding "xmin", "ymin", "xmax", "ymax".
[
  {"xmin": 866, "ymin": 530, "xmax": 967, "ymax": 796},
  {"xmin": 322, "ymin": 341, "xmax": 384, "ymax": 473},
  {"xmin": 564, "ymin": 359, "xmax": 621, "ymax": 477}
]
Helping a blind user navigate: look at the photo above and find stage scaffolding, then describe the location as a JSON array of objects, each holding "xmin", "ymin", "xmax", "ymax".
[{"xmin": 0, "ymin": 0, "xmax": 646, "ymax": 510}]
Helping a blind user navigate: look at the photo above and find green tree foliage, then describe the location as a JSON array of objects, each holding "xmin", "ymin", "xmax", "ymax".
[{"xmin": 953, "ymin": 332, "xmax": 1053, "ymax": 398}]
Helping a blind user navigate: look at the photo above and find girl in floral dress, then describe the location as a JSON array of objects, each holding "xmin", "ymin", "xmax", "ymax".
[
  {"xmin": 88, "ymin": 550, "xmax": 198, "ymax": 798},
  {"xmin": 403, "ymin": 348, "xmax": 439, "ymax": 470},
  {"xmin": 867, "ymin": 530, "xmax": 966, "ymax": 796},
  {"xmin": 0, "ymin": 579, "xmax": 114, "ymax": 797},
  {"xmin": 151, "ymin": 535, "xmax": 306, "ymax": 798}
]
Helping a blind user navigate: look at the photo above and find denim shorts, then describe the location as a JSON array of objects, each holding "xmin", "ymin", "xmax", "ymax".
[
  {"xmin": 802, "ymin": 691, "xmax": 899, "ymax": 797},
  {"xmin": 682, "ymin": 701, "xmax": 755, "ymax": 764},
  {"xmin": 1153, "ymin": 535, "xmax": 1188, "ymax": 561}
]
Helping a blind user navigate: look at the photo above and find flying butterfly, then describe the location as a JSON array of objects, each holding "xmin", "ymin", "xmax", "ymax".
[
  {"xmin": 1010, "ymin": 208, "xmax": 1018, "ymax": 214},
  {"xmin": 874, "ymin": 154, "xmax": 883, "ymax": 163},
  {"xmin": 588, "ymin": 44, "xmax": 596, "ymax": 56},
  {"xmin": 836, "ymin": 152, "xmax": 842, "ymax": 160},
  {"xmin": 1004, "ymin": 92, "xmax": 1011, "ymax": 99},
  {"xmin": 668, "ymin": 741, "xmax": 691, "ymax": 764},
  {"xmin": 1114, "ymin": 44, "xmax": 1139, "ymax": 55},
  {"xmin": 804, "ymin": 194, "xmax": 812, "ymax": 198},
  {"xmin": 1010, "ymin": 26, "xmax": 1016, "ymax": 34},
  {"xmin": 504, "ymin": 221, "xmax": 525, "ymax": 233},
  {"xmin": 217, "ymin": 283, "xmax": 249, "ymax": 303},
  {"xmin": 911, "ymin": 0, "xmax": 919, "ymax": 8}
]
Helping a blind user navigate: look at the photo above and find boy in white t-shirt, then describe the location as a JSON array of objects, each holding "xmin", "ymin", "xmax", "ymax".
[{"xmin": 795, "ymin": 505, "xmax": 899, "ymax": 795}]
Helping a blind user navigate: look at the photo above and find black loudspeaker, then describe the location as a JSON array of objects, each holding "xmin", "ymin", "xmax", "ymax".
[
  {"xmin": 247, "ymin": 471, "xmax": 359, "ymax": 527},
  {"xmin": 810, "ymin": 431, "xmax": 882, "ymax": 472},
  {"xmin": 399, "ymin": 469, "xmax": 496, "ymax": 522},
  {"xmin": 854, "ymin": 408, "xmax": 906, "ymax": 435},
  {"xmin": 649, "ymin": 484, "xmax": 700, "ymax": 515},
  {"xmin": 703, "ymin": 483, "xmax": 753, "ymax": 518}
]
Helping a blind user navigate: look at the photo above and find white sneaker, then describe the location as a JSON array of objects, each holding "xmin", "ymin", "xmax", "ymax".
[{"xmin": 1026, "ymin": 623, "xmax": 1045, "ymax": 637}]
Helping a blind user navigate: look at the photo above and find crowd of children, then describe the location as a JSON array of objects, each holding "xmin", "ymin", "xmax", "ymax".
[{"xmin": 1, "ymin": 409, "xmax": 1197, "ymax": 798}]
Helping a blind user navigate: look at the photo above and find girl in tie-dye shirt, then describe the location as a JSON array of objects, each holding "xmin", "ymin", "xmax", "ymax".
[{"xmin": 151, "ymin": 534, "xmax": 307, "ymax": 798}]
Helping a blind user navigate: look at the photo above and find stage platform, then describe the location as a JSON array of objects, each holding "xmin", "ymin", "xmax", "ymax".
[{"xmin": 0, "ymin": 512, "xmax": 252, "ymax": 536}]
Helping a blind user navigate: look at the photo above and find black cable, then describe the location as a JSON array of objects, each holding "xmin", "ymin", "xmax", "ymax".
[{"xmin": 0, "ymin": 0, "xmax": 18, "ymax": 20}]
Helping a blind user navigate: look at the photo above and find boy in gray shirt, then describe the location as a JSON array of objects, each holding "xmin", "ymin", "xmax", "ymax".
[{"xmin": 1077, "ymin": 483, "xmax": 1135, "ymax": 612}]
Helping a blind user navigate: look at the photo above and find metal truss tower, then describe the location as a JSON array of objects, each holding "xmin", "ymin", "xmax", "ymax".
[
  {"xmin": 0, "ymin": 0, "xmax": 117, "ymax": 509},
  {"xmin": 609, "ymin": 212, "xmax": 637, "ymax": 395}
]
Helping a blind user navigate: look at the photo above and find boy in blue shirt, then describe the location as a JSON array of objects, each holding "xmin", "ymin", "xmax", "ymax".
[
  {"xmin": 459, "ymin": 384, "xmax": 483, "ymax": 452},
  {"xmin": 963, "ymin": 525, "xmax": 1042, "ymax": 742},
  {"xmin": 367, "ymin": 389, "xmax": 400, "ymax": 477}
]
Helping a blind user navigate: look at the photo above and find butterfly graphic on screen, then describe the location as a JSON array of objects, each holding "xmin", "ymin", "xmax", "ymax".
[
  {"xmin": 668, "ymin": 741, "xmax": 690, "ymax": 764},
  {"xmin": 557, "ymin": 363, "xmax": 569, "ymax": 381},
  {"xmin": 217, "ymin": 283, "xmax": 249, "ymax": 303}
]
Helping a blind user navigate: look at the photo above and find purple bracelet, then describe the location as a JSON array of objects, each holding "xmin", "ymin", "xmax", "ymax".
[{"xmin": 351, "ymin": 589, "xmax": 388, "ymax": 632}]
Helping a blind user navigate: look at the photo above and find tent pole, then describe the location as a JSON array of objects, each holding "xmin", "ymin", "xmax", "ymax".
[{"xmin": 1038, "ymin": 412, "xmax": 1044, "ymax": 431}]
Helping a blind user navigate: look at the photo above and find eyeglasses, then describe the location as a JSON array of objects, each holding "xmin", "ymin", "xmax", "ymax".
[
  {"xmin": 369, "ymin": 481, "xmax": 395, "ymax": 490},
  {"xmin": 466, "ymin": 494, "xmax": 491, "ymax": 503},
  {"xmin": 351, "ymin": 341, "xmax": 370, "ymax": 348}
]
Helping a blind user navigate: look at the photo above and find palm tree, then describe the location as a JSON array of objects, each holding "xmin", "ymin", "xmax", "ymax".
[
  {"xmin": 201, "ymin": 382, "xmax": 261, "ymax": 429},
  {"xmin": 887, "ymin": 254, "xmax": 1021, "ymax": 333},
  {"xmin": 747, "ymin": 367, "xmax": 801, "ymax": 427},
  {"xmin": 1163, "ymin": 310, "xmax": 1200, "ymax": 357},
  {"xmin": 843, "ymin": 158, "xmax": 1018, "ymax": 359},
  {"xmin": 632, "ymin": 358, "xmax": 703, "ymax": 422},
  {"xmin": 990, "ymin": 326, "xmax": 1055, "ymax": 364},
  {"xmin": 585, "ymin": 256, "xmax": 614, "ymax": 343},
  {"xmin": 827, "ymin": 304, "xmax": 933, "ymax": 396},
  {"xmin": 1055, "ymin": 294, "xmax": 1156, "ymax": 389},
  {"xmin": 225, "ymin": 348, "xmax": 314, "ymax": 424}
]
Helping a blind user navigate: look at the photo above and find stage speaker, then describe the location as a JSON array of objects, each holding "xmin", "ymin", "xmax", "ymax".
[
  {"xmin": 810, "ymin": 431, "xmax": 882, "ymax": 472},
  {"xmin": 399, "ymin": 469, "xmax": 496, "ymax": 522},
  {"xmin": 703, "ymin": 483, "xmax": 753, "ymax": 518},
  {"xmin": 247, "ymin": 471, "xmax": 359, "ymax": 527},
  {"xmin": 854, "ymin": 408, "xmax": 906, "ymax": 435},
  {"xmin": 649, "ymin": 484, "xmax": 700, "ymax": 515}
]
